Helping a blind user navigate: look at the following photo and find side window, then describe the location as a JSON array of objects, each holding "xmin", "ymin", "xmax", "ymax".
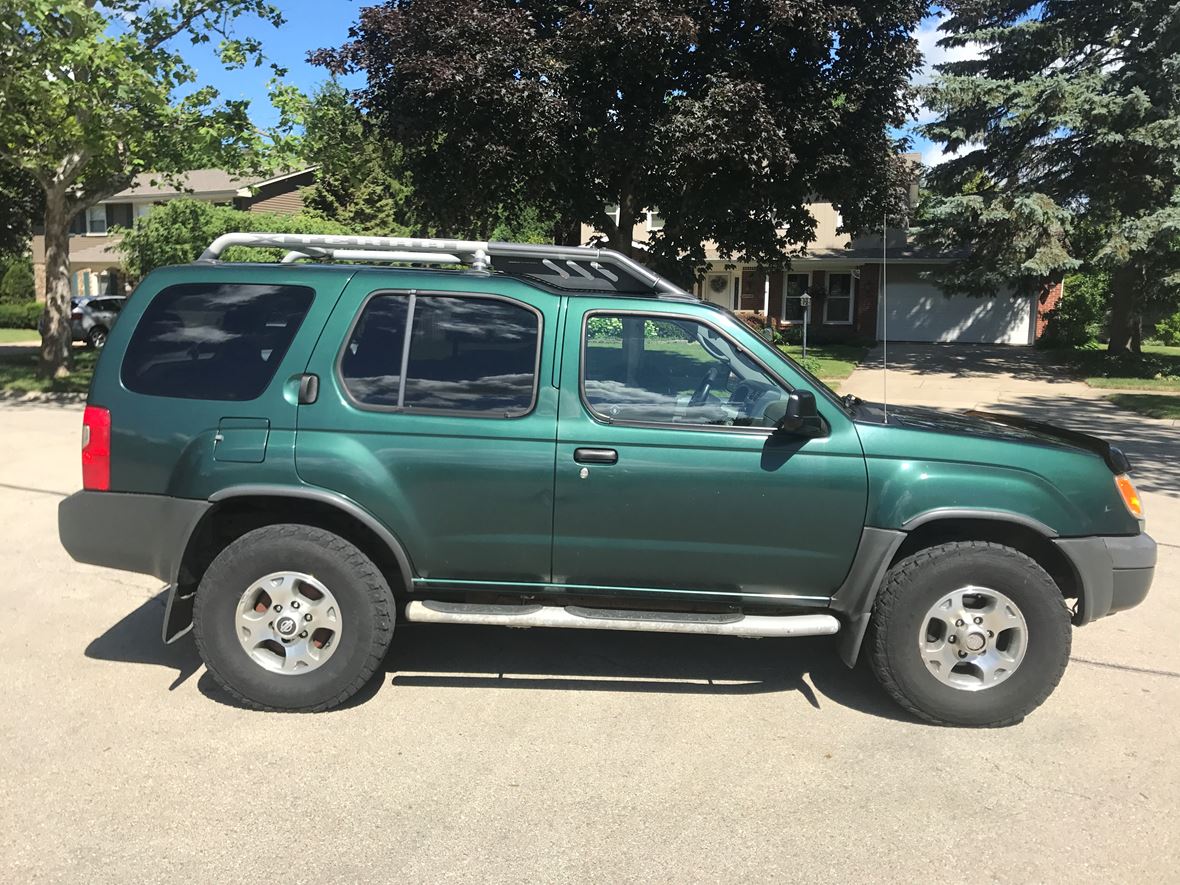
[
  {"xmin": 121, "ymin": 283, "xmax": 314, "ymax": 401},
  {"xmin": 582, "ymin": 313, "xmax": 789, "ymax": 428},
  {"xmin": 341, "ymin": 293, "xmax": 540, "ymax": 416}
]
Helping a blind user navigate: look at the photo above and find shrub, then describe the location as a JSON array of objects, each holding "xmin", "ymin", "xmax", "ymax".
[
  {"xmin": 0, "ymin": 300, "xmax": 42, "ymax": 329},
  {"xmin": 1155, "ymin": 311, "xmax": 1180, "ymax": 346},
  {"xmin": 0, "ymin": 256, "xmax": 34, "ymax": 301},
  {"xmin": 1037, "ymin": 272, "xmax": 1108, "ymax": 348}
]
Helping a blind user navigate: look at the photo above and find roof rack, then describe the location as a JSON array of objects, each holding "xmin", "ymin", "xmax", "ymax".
[{"xmin": 198, "ymin": 233, "xmax": 693, "ymax": 298}]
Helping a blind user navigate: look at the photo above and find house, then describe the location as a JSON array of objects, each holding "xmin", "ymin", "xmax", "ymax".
[
  {"xmin": 29, "ymin": 167, "xmax": 316, "ymax": 301},
  {"xmin": 582, "ymin": 156, "xmax": 1061, "ymax": 346}
]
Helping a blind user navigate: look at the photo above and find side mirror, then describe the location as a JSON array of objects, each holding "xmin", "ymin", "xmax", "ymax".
[{"xmin": 774, "ymin": 390, "xmax": 825, "ymax": 437}]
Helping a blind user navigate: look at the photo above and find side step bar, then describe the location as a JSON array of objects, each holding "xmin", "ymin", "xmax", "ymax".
[{"xmin": 405, "ymin": 601, "xmax": 840, "ymax": 639}]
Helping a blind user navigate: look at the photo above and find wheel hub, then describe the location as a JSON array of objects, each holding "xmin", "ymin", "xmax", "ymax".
[
  {"xmin": 919, "ymin": 585, "xmax": 1028, "ymax": 692},
  {"xmin": 234, "ymin": 571, "xmax": 342, "ymax": 675}
]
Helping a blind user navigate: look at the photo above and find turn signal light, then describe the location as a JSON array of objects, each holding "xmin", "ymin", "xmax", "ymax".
[
  {"xmin": 1115, "ymin": 474, "xmax": 1143, "ymax": 519},
  {"xmin": 82, "ymin": 405, "xmax": 111, "ymax": 491}
]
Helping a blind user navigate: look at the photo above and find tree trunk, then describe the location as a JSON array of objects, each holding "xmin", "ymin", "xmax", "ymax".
[
  {"xmin": 1106, "ymin": 265, "xmax": 1141, "ymax": 355},
  {"xmin": 39, "ymin": 189, "xmax": 75, "ymax": 378},
  {"xmin": 610, "ymin": 184, "xmax": 638, "ymax": 258}
]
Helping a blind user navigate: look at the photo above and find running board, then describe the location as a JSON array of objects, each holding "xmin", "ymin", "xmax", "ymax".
[{"xmin": 404, "ymin": 601, "xmax": 840, "ymax": 639}]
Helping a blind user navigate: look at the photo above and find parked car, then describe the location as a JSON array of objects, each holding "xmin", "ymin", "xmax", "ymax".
[
  {"xmin": 39, "ymin": 296, "xmax": 126, "ymax": 348},
  {"xmin": 57, "ymin": 234, "xmax": 1156, "ymax": 725}
]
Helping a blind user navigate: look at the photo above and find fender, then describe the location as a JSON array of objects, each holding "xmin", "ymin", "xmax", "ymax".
[{"xmin": 206, "ymin": 484, "xmax": 417, "ymax": 592}]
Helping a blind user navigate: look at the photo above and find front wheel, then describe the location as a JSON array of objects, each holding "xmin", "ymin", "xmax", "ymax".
[
  {"xmin": 86, "ymin": 326, "xmax": 108, "ymax": 349},
  {"xmin": 193, "ymin": 524, "xmax": 395, "ymax": 712},
  {"xmin": 868, "ymin": 541, "xmax": 1071, "ymax": 727}
]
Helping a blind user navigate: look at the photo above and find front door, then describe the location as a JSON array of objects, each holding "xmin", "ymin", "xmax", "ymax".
[
  {"xmin": 296, "ymin": 274, "xmax": 560, "ymax": 586},
  {"xmin": 552, "ymin": 303, "xmax": 867, "ymax": 606}
]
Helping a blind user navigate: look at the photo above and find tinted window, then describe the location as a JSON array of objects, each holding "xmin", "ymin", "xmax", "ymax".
[
  {"xmin": 582, "ymin": 314, "xmax": 789, "ymax": 428},
  {"xmin": 121, "ymin": 283, "xmax": 313, "ymax": 401},
  {"xmin": 340, "ymin": 293, "xmax": 539, "ymax": 416},
  {"xmin": 339, "ymin": 295, "xmax": 409, "ymax": 408}
]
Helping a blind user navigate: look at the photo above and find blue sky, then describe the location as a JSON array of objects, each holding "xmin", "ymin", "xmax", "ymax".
[{"xmin": 182, "ymin": 3, "xmax": 964, "ymax": 167}]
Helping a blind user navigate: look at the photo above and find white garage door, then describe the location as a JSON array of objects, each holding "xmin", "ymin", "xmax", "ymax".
[{"xmin": 877, "ymin": 266, "xmax": 1034, "ymax": 345}]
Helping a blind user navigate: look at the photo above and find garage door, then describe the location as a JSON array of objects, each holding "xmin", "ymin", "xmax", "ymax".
[{"xmin": 877, "ymin": 266, "xmax": 1034, "ymax": 345}]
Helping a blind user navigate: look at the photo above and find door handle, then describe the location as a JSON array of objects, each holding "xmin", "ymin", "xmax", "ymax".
[
  {"xmin": 574, "ymin": 447, "xmax": 618, "ymax": 465},
  {"xmin": 297, "ymin": 373, "xmax": 319, "ymax": 405}
]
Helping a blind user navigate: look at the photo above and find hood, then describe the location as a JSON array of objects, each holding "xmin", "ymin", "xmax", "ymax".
[{"xmin": 851, "ymin": 402, "xmax": 1131, "ymax": 474}]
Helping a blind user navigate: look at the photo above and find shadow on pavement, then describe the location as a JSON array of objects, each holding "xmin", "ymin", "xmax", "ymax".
[
  {"xmin": 84, "ymin": 589, "xmax": 203, "ymax": 690},
  {"xmin": 864, "ymin": 343, "xmax": 1073, "ymax": 383},
  {"xmin": 997, "ymin": 394, "xmax": 1180, "ymax": 496},
  {"xmin": 87, "ymin": 595, "xmax": 919, "ymax": 723}
]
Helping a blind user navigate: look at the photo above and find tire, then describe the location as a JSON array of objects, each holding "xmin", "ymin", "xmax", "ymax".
[
  {"xmin": 868, "ymin": 541, "xmax": 1071, "ymax": 727},
  {"xmin": 193, "ymin": 524, "xmax": 395, "ymax": 712},
  {"xmin": 86, "ymin": 326, "xmax": 108, "ymax": 349}
]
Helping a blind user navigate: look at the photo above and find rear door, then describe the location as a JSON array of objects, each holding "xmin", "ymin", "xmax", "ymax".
[{"xmin": 295, "ymin": 273, "xmax": 560, "ymax": 587}]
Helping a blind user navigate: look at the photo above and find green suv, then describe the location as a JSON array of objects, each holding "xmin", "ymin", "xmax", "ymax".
[{"xmin": 58, "ymin": 234, "xmax": 1156, "ymax": 725}]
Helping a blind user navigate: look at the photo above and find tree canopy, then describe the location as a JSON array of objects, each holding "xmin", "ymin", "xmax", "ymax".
[
  {"xmin": 916, "ymin": 1, "xmax": 1180, "ymax": 353},
  {"xmin": 0, "ymin": 0, "xmax": 289, "ymax": 376},
  {"xmin": 313, "ymin": 0, "xmax": 927, "ymax": 269}
]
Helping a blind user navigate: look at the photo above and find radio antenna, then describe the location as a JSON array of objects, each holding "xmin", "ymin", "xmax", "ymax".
[{"xmin": 882, "ymin": 209, "xmax": 888, "ymax": 422}]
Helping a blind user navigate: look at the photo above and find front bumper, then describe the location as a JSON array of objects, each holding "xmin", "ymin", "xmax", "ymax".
[
  {"xmin": 58, "ymin": 490, "xmax": 211, "ymax": 584},
  {"xmin": 1053, "ymin": 532, "xmax": 1157, "ymax": 624}
]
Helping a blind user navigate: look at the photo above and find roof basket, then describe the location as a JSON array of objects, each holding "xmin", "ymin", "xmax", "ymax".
[{"xmin": 197, "ymin": 233, "xmax": 692, "ymax": 298}]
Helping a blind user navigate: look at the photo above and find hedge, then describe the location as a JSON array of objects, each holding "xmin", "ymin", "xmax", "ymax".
[{"xmin": 0, "ymin": 301, "xmax": 42, "ymax": 329}]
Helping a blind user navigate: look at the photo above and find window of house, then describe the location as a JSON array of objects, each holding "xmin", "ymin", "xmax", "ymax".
[
  {"xmin": 121, "ymin": 283, "xmax": 314, "ymax": 401},
  {"xmin": 582, "ymin": 313, "xmax": 789, "ymax": 428},
  {"xmin": 341, "ymin": 293, "xmax": 540, "ymax": 417},
  {"xmin": 85, "ymin": 205, "xmax": 107, "ymax": 234},
  {"xmin": 824, "ymin": 272, "xmax": 854, "ymax": 324},
  {"xmin": 782, "ymin": 273, "xmax": 810, "ymax": 323},
  {"xmin": 105, "ymin": 203, "xmax": 134, "ymax": 231},
  {"xmin": 646, "ymin": 209, "xmax": 665, "ymax": 231},
  {"xmin": 604, "ymin": 204, "xmax": 620, "ymax": 226}
]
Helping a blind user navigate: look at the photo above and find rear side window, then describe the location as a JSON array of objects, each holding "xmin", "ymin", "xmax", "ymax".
[
  {"xmin": 121, "ymin": 283, "xmax": 314, "ymax": 401},
  {"xmin": 340, "ymin": 292, "xmax": 540, "ymax": 416}
]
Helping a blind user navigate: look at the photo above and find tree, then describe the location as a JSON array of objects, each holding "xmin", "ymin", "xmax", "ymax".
[
  {"xmin": 0, "ymin": 164, "xmax": 40, "ymax": 259},
  {"xmin": 0, "ymin": 1, "xmax": 287, "ymax": 378},
  {"xmin": 116, "ymin": 198, "xmax": 350, "ymax": 279},
  {"xmin": 916, "ymin": 2, "xmax": 1180, "ymax": 354},
  {"xmin": 0, "ymin": 255, "xmax": 35, "ymax": 301},
  {"xmin": 312, "ymin": 0, "xmax": 927, "ymax": 271}
]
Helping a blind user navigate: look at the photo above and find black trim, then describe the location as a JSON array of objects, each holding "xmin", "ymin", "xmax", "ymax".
[
  {"xmin": 207, "ymin": 484, "xmax": 416, "ymax": 592},
  {"xmin": 334, "ymin": 288, "xmax": 544, "ymax": 420},
  {"xmin": 58, "ymin": 491, "xmax": 211, "ymax": 583},
  {"xmin": 826, "ymin": 527, "xmax": 908, "ymax": 667},
  {"xmin": 899, "ymin": 508, "xmax": 1058, "ymax": 538}
]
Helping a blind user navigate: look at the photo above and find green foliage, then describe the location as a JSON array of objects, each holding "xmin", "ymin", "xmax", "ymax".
[
  {"xmin": 916, "ymin": 2, "xmax": 1180, "ymax": 352},
  {"xmin": 586, "ymin": 317, "xmax": 622, "ymax": 339},
  {"xmin": 117, "ymin": 199, "xmax": 350, "ymax": 278},
  {"xmin": 1156, "ymin": 311, "xmax": 1180, "ymax": 347},
  {"xmin": 0, "ymin": 256, "xmax": 34, "ymax": 301},
  {"xmin": 0, "ymin": 164, "xmax": 40, "ymax": 257},
  {"xmin": 1038, "ymin": 272, "xmax": 1109, "ymax": 348},
  {"xmin": 314, "ymin": 0, "xmax": 927, "ymax": 266},
  {"xmin": 0, "ymin": 300, "xmax": 41, "ymax": 329}
]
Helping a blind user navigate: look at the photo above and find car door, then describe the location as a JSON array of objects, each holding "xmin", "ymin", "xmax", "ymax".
[
  {"xmin": 295, "ymin": 273, "xmax": 560, "ymax": 588},
  {"xmin": 552, "ymin": 301, "xmax": 868, "ymax": 606}
]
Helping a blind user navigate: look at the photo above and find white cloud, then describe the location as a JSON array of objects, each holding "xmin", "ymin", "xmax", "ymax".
[
  {"xmin": 920, "ymin": 140, "xmax": 981, "ymax": 167},
  {"xmin": 913, "ymin": 13, "xmax": 984, "ymax": 87}
]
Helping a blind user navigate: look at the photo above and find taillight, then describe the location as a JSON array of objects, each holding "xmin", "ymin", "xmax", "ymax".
[{"xmin": 82, "ymin": 405, "xmax": 111, "ymax": 491}]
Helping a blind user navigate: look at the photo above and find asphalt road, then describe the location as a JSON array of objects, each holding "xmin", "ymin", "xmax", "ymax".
[{"xmin": 1, "ymin": 399, "xmax": 1177, "ymax": 883}]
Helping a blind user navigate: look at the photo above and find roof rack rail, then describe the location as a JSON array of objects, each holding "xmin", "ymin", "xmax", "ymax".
[{"xmin": 197, "ymin": 233, "xmax": 693, "ymax": 298}]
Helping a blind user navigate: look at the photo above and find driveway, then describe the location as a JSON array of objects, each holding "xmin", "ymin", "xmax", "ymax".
[{"xmin": 2, "ymin": 396, "xmax": 1179, "ymax": 882}]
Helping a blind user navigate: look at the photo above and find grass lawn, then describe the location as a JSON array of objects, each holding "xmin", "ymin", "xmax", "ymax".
[
  {"xmin": 0, "ymin": 349, "xmax": 96, "ymax": 395},
  {"xmin": 779, "ymin": 343, "xmax": 872, "ymax": 381},
  {"xmin": 0, "ymin": 328, "xmax": 39, "ymax": 344},
  {"xmin": 1107, "ymin": 393, "xmax": 1180, "ymax": 420},
  {"xmin": 1049, "ymin": 343, "xmax": 1180, "ymax": 391}
]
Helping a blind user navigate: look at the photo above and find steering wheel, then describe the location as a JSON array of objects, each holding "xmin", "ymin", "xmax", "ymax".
[{"xmin": 689, "ymin": 364, "xmax": 724, "ymax": 407}]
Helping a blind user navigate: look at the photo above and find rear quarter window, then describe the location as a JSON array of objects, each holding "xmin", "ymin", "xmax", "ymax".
[{"xmin": 120, "ymin": 283, "xmax": 314, "ymax": 401}]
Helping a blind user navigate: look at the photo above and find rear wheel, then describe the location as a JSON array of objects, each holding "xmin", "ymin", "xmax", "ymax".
[
  {"xmin": 868, "ymin": 541, "xmax": 1071, "ymax": 727},
  {"xmin": 86, "ymin": 326, "xmax": 108, "ymax": 349},
  {"xmin": 193, "ymin": 524, "xmax": 395, "ymax": 711}
]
